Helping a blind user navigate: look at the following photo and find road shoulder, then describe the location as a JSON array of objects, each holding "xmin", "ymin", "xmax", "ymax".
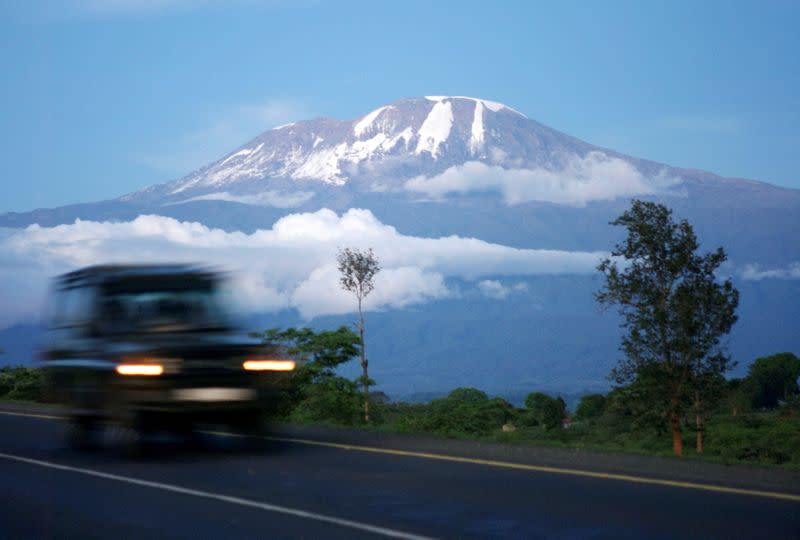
[{"xmin": 3, "ymin": 401, "xmax": 799, "ymax": 497}]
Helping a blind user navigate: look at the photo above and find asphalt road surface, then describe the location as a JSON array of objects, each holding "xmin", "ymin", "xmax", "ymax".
[{"xmin": 0, "ymin": 411, "xmax": 798, "ymax": 539}]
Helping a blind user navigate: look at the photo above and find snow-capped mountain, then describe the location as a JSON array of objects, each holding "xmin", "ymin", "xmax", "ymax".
[
  {"xmin": 128, "ymin": 96, "xmax": 582, "ymax": 201},
  {"xmin": 1, "ymin": 96, "xmax": 799, "ymax": 396},
  {"xmin": 120, "ymin": 95, "xmax": 710, "ymax": 212},
  {"xmin": 7, "ymin": 95, "xmax": 799, "ymax": 231}
]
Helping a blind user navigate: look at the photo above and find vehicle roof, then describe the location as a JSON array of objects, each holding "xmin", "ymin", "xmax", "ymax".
[{"xmin": 55, "ymin": 264, "xmax": 220, "ymax": 288}]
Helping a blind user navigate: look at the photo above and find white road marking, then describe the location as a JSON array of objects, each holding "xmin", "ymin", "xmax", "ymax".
[{"xmin": 0, "ymin": 451, "xmax": 433, "ymax": 540}]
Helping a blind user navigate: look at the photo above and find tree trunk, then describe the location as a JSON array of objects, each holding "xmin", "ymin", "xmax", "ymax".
[
  {"xmin": 358, "ymin": 298, "xmax": 369, "ymax": 423},
  {"xmin": 695, "ymin": 414, "xmax": 704, "ymax": 453},
  {"xmin": 694, "ymin": 390, "xmax": 704, "ymax": 454},
  {"xmin": 670, "ymin": 411, "xmax": 683, "ymax": 456}
]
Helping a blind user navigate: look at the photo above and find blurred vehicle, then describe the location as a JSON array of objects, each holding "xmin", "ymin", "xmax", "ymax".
[{"xmin": 40, "ymin": 264, "xmax": 293, "ymax": 452}]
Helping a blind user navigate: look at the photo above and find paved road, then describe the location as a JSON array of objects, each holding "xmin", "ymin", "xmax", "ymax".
[{"xmin": 0, "ymin": 412, "xmax": 798, "ymax": 539}]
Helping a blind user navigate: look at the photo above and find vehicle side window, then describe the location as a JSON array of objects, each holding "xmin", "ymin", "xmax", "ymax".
[{"xmin": 51, "ymin": 286, "xmax": 96, "ymax": 329}]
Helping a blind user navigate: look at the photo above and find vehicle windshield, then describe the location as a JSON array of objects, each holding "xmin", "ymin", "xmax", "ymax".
[{"xmin": 99, "ymin": 278, "xmax": 232, "ymax": 333}]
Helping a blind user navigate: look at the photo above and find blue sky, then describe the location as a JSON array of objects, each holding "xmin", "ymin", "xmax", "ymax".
[{"xmin": 1, "ymin": 0, "xmax": 798, "ymax": 212}]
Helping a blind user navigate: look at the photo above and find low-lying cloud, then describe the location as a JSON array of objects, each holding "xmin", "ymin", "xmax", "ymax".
[
  {"xmin": 0, "ymin": 209, "xmax": 607, "ymax": 326},
  {"xmin": 404, "ymin": 152, "xmax": 680, "ymax": 206},
  {"xmin": 477, "ymin": 280, "xmax": 528, "ymax": 300},
  {"xmin": 740, "ymin": 262, "xmax": 800, "ymax": 281}
]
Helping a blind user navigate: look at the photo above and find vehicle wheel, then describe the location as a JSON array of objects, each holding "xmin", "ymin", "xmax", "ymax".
[
  {"xmin": 105, "ymin": 422, "xmax": 146, "ymax": 459},
  {"xmin": 233, "ymin": 410, "xmax": 268, "ymax": 451},
  {"xmin": 175, "ymin": 418, "xmax": 204, "ymax": 449},
  {"xmin": 64, "ymin": 417, "xmax": 96, "ymax": 451}
]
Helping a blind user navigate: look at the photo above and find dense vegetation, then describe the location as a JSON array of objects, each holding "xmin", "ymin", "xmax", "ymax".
[
  {"xmin": 2, "ymin": 350, "xmax": 798, "ymax": 467},
  {"xmin": 252, "ymin": 326, "xmax": 800, "ymax": 468},
  {"xmin": 0, "ymin": 366, "xmax": 44, "ymax": 402}
]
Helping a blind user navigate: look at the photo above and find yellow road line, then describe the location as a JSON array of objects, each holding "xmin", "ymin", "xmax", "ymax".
[
  {"xmin": 5, "ymin": 409, "xmax": 800, "ymax": 503},
  {"xmin": 262, "ymin": 436, "xmax": 800, "ymax": 503}
]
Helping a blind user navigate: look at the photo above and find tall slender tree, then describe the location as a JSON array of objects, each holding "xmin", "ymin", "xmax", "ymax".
[
  {"xmin": 596, "ymin": 200, "xmax": 739, "ymax": 456},
  {"xmin": 337, "ymin": 247, "xmax": 381, "ymax": 422}
]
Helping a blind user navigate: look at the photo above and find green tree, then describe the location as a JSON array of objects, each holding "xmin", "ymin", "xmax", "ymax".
[
  {"xmin": 255, "ymin": 326, "xmax": 360, "ymax": 383},
  {"xmin": 447, "ymin": 387, "xmax": 489, "ymax": 402},
  {"xmin": 596, "ymin": 200, "xmax": 739, "ymax": 455},
  {"xmin": 290, "ymin": 377, "xmax": 362, "ymax": 425},
  {"xmin": 402, "ymin": 388, "xmax": 514, "ymax": 436},
  {"xmin": 574, "ymin": 393, "xmax": 607, "ymax": 421},
  {"xmin": 746, "ymin": 352, "xmax": 800, "ymax": 409},
  {"xmin": 525, "ymin": 392, "xmax": 565, "ymax": 430},
  {"xmin": 0, "ymin": 366, "xmax": 44, "ymax": 402},
  {"xmin": 252, "ymin": 326, "xmax": 360, "ymax": 417},
  {"xmin": 720, "ymin": 378, "xmax": 751, "ymax": 417},
  {"xmin": 337, "ymin": 247, "xmax": 381, "ymax": 423},
  {"xmin": 689, "ymin": 368, "xmax": 726, "ymax": 453}
]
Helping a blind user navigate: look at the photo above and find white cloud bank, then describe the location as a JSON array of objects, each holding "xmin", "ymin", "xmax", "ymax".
[
  {"xmin": 477, "ymin": 280, "xmax": 528, "ymax": 300},
  {"xmin": 0, "ymin": 209, "xmax": 606, "ymax": 327},
  {"xmin": 740, "ymin": 263, "xmax": 800, "ymax": 281},
  {"xmin": 404, "ymin": 152, "xmax": 680, "ymax": 206}
]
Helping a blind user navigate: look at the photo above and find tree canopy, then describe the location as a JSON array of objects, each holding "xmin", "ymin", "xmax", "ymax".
[
  {"xmin": 337, "ymin": 246, "xmax": 381, "ymax": 422},
  {"xmin": 596, "ymin": 200, "xmax": 739, "ymax": 455},
  {"xmin": 746, "ymin": 352, "xmax": 800, "ymax": 409}
]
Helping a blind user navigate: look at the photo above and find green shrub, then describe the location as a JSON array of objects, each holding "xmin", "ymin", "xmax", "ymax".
[
  {"xmin": 289, "ymin": 376, "xmax": 363, "ymax": 425},
  {"xmin": 746, "ymin": 352, "xmax": 800, "ymax": 409},
  {"xmin": 706, "ymin": 414, "xmax": 800, "ymax": 465},
  {"xmin": 394, "ymin": 387, "xmax": 514, "ymax": 436},
  {"xmin": 0, "ymin": 366, "xmax": 44, "ymax": 402},
  {"xmin": 574, "ymin": 394, "xmax": 606, "ymax": 421},
  {"xmin": 524, "ymin": 392, "xmax": 565, "ymax": 430}
]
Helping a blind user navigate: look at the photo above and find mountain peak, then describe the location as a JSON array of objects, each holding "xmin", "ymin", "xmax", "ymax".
[
  {"xmin": 422, "ymin": 95, "xmax": 526, "ymax": 116},
  {"xmin": 122, "ymin": 95, "xmax": 643, "ymax": 206}
]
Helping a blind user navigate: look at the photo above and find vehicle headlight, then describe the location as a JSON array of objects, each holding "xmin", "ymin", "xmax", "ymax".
[
  {"xmin": 242, "ymin": 359, "xmax": 296, "ymax": 372},
  {"xmin": 116, "ymin": 363, "xmax": 164, "ymax": 376},
  {"xmin": 116, "ymin": 357, "xmax": 181, "ymax": 376}
]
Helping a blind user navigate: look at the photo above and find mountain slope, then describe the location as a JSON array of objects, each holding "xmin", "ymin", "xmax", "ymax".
[{"xmin": 1, "ymin": 96, "xmax": 798, "ymax": 395}]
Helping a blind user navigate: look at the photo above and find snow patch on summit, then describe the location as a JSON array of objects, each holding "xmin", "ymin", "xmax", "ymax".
[
  {"xmin": 353, "ymin": 106, "xmax": 391, "ymax": 137},
  {"xmin": 424, "ymin": 95, "xmax": 525, "ymax": 117},
  {"xmin": 415, "ymin": 100, "xmax": 453, "ymax": 158},
  {"xmin": 220, "ymin": 143, "xmax": 264, "ymax": 166},
  {"xmin": 470, "ymin": 100, "xmax": 485, "ymax": 154}
]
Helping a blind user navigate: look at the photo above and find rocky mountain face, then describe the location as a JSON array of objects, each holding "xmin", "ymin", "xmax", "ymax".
[{"xmin": 1, "ymin": 96, "xmax": 798, "ymax": 397}]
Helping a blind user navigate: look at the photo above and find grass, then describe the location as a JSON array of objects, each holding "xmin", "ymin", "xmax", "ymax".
[{"xmin": 280, "ymin": 404, "xmax": 800, "ymax": 471}]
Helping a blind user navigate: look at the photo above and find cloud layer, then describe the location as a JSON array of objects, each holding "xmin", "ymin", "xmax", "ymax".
[
  {"xmin": 0, "ymin": 209, "xmax": 607, "ymax": 326},
  {"xmin": 404, "ymin": 152, "xmax": 679, "ymax": 206},
  {"xmin": 740, "ymin": 262, "xmax": 800, "ymax": 281},
  {"xmin": 477, "ymin": 280, "xmax": 528, "ymax": 300}
]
